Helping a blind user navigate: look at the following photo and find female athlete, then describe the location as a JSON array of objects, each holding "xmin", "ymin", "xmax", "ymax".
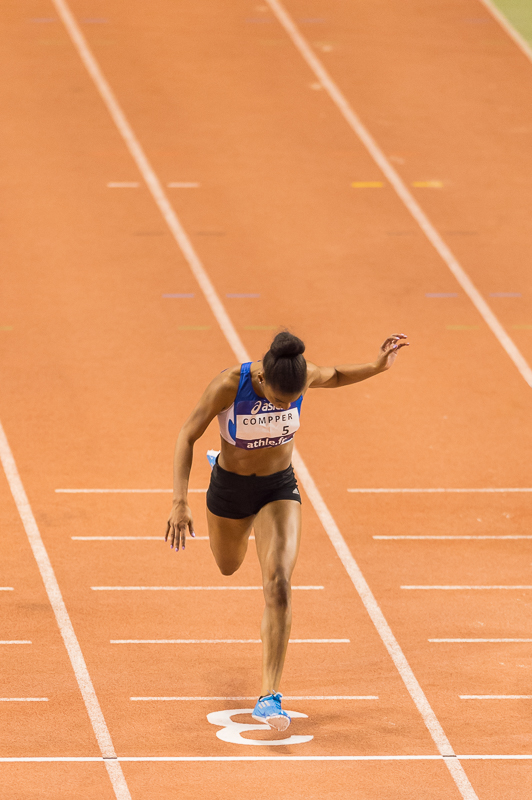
[{"xmin": 166, "ymin": 331, "xmax": 408, "ymax": 731}]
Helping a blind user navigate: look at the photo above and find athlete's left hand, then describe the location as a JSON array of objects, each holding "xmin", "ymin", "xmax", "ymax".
[{"xmin": 376, "ymin": 334, "xmax": 409, "ymax": 371}]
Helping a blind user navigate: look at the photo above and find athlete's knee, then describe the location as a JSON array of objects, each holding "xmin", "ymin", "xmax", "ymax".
[
  {"xmin": 212, "ymin": 551, "xmax": 241, "ymax": 576},
  {"xmin": 219, "ymin": 562, "xmax": 239, "ymax": 576},
  {"xmin": 212, "ymin": 549, "xmax": 242, "ymax": 576},
  {"xmin": 263, "ymin": 572, "xmax": 291, "ymax": 609}
]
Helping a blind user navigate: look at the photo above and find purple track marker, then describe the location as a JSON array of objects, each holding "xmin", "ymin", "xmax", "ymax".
[
  {"xmin": 426, "ymin": 293, "xmax": 458, "ymax": 298},
  {"xmin": 162, "ymin": 293, "xmax": 194, "ymax": 298}
]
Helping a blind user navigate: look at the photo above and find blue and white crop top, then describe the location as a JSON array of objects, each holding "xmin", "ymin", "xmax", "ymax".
[{"xmin": 218, "ymin": 362, "xmax": 303, "ymax": 450}]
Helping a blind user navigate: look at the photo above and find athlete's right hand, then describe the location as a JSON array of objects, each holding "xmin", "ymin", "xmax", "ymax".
[{"xmin": 165, "ymin": 502, "xmax": 195, "ymax": 552}]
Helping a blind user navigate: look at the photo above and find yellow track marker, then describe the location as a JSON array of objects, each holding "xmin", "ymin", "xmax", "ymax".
[
  {"xmin": 446, "ymin": 325, "xmax": 479, "ymax": 331},
  {"xmin": 177, "ymin": 326, "xmax": 210, "ymax": 331},
  {"xmin": 351, "ymin": 181, "xmax": 384, "ymax": 188},
  {"xmin": 412, "ymin": 181, "xmax": 443, "ymax": 188},
  {"xmin": 512, "ymin": 325, "xmax": 532, "ymax": 330}
]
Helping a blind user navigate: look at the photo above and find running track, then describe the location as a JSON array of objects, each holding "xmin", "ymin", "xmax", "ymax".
[{"xmin": 1, "ymin": 1, "xmax": 532, "ymax": 798}]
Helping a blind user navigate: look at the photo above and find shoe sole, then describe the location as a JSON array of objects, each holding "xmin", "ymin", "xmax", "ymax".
[{"xmin": 252, "ymin": 713, "xmax": 291, "ymax": 732}]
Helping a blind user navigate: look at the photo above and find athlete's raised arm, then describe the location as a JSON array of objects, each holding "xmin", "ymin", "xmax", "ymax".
[
  {"xmin": 165, "ymin": 368, "xmax": 239, "ymax": 552},
  {"xmin": 307, "ymin": 333, "xmax": 409, "ymax": 389}
]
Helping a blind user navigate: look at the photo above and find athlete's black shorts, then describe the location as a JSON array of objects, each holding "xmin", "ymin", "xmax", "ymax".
[{"xmin": 206, "ymin": 459, "xmax": 302, "ymax": 519}]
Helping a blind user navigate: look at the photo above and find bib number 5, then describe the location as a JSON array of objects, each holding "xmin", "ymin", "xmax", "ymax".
[{"xmin": 207, "ymin": 708, "xmax": 313, "ymax": 746}]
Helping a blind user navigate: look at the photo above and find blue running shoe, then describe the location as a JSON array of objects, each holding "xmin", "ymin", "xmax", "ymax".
[
  {"xmin": 252, "ymin": 693, "xmax": 291, "ymax": 732},
  {"xmin": 206, "ymin": 449, "xmax": 219, "ymax": 470}
]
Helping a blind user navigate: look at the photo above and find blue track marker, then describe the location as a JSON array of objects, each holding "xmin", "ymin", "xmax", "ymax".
[
  {"xmin": 490, "ymin": 292, "xmax": 521, "ymax": 298},
  {"xmin": 226, "ymin": 293, "xmax": 260, "ymax": 298},
  {"xmin": 162, "ymin": 294, "xmax": 194, "ymax": 298},
  {"xmin": 426, "ymin": 293, "xmax": 458, "ymax": 298}
]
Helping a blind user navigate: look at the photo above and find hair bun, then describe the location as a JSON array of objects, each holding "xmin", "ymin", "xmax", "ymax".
[{"xmin": 269, "ymin": 331, "xmax": 305, "ymax": 359}]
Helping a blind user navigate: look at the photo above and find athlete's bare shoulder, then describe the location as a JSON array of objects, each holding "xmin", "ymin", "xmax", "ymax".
[
  {"xmin": 304, "ymin": 361, "xmax": 322, "ymax": 391},
  {"xmin": 180, "ymin": 364, "xmax": 242, "ymax": 440},
  {"xmin": 305, "ymin": 361, "xmax": 337, "ymax": 390},
  {"xmin": 209, "ymin": 364, "xmax": 241, "ymax": 412}
]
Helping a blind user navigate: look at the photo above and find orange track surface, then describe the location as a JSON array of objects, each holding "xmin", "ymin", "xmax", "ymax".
[{"xmin": 1, "ymin": 1, "xmax": 532, "ymax": 798}]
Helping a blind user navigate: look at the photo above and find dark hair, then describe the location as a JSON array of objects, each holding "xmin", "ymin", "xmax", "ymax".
[{"xmin": 263, "ymin": 331, "xmax": 307, "ymax": 395}]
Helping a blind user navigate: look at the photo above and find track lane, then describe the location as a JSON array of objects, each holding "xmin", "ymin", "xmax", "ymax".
[
  {"xmin": 0, "ymin": 461, "xmax": 104, "ymax": 761},
  {"xmin": 3, "ymin": 0, "xmax": 532, "ymax": 796}
]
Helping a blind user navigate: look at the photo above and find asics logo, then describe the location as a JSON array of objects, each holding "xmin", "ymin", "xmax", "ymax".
[{"xmin": 251, "ymin": 400, "xmax": 278, "ymax": 414}]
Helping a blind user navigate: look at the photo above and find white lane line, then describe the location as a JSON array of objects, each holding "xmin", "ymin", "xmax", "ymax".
[
  {"xmin": 479, "ymin": 0, "xmax": 532, "ymax": 64},
  {"xmin": 74, "ymin": 537, "xmax": 170, "ymax": 541},
  {"xmin": 131, "ymin": 695, "xmax": 378, "ymax": 701},
  {"xmin": 56, "ymin": 488, "xmax": 206, "ymax": 493},
  {"xmin": 50, "ymin": 1, "xmax": 470, "ymax": 791},
  {"xmin": 107, "ymin": 182, "xmax": 139, "ymax": 188},
  {"xmin": 430, "ymin": 639, "xmax": 532, "ymax": 643},
  {"xmin": 2, "ymin": 754, "xmax": 532, "ymax": 762},
  {"xmin": 167, "ymin": 182, "xmax": 200, "ymax": 188},
  {"xmin": 0, "ymin": 756, "xmax": 438, "ymax": 762},
  {"xmin": 0, "ymin": 422, "xmax": 128, "ymax": 799},
  {"xmin": 266, "ymin": 0, "xmax": 532, "ymax": 393},
  {"xmin": 0, "ymin": 698, "xmax": 48, "ymax": 702},
  {"xmin": 402, "ymin": 586, "xmax": 532, "ymax": 590},
  {"xmin": 0, "ymin": 587, "xmax": 14, "ymax": 591},
  {"xmin": 92, "ymin": 585, "xmax": 323, "ymax": 591},
  {"xmin": 0, "ymin": 758, "xmax": 103, "ymax": 762},
  {"xmin": 349, "ymin": 488, "xmax": 532, "ymax": 493},
  {"xmin": 0, "ymin": 754, "xmax": 531, "ymax": 762},
  {"xmin": 72, "ymin": 536, "xmax": 208, "ymax": 541},
  {"xmin": 114, "ymin": 755, "xmax": 484, "ymax": 762},
  {"xmin": 375, "ymin": 536, "xmax": 532, "ymax": 540},
  {"xmin": 461, "ymin": 696, "xmax": 532, "ymax": 700},
  {"xmin": 72, "ymin": 536, "xmax": 211, "ymax": 541},
  {"xmin": 0, "ymin": 640, "xmax": 32, "ymax": 644},
  {"xmin": 112, "ymin": 639, "xmax": 350, "ymax": 644}
]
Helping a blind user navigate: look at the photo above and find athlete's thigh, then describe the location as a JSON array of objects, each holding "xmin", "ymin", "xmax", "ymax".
[
  {"xmin": 207, "ymin": 508, "xmax": 255, "ymax": 573},
  {"xmin": 254, "ymin": 500, "xmax": 302, "ymax": 579}
]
